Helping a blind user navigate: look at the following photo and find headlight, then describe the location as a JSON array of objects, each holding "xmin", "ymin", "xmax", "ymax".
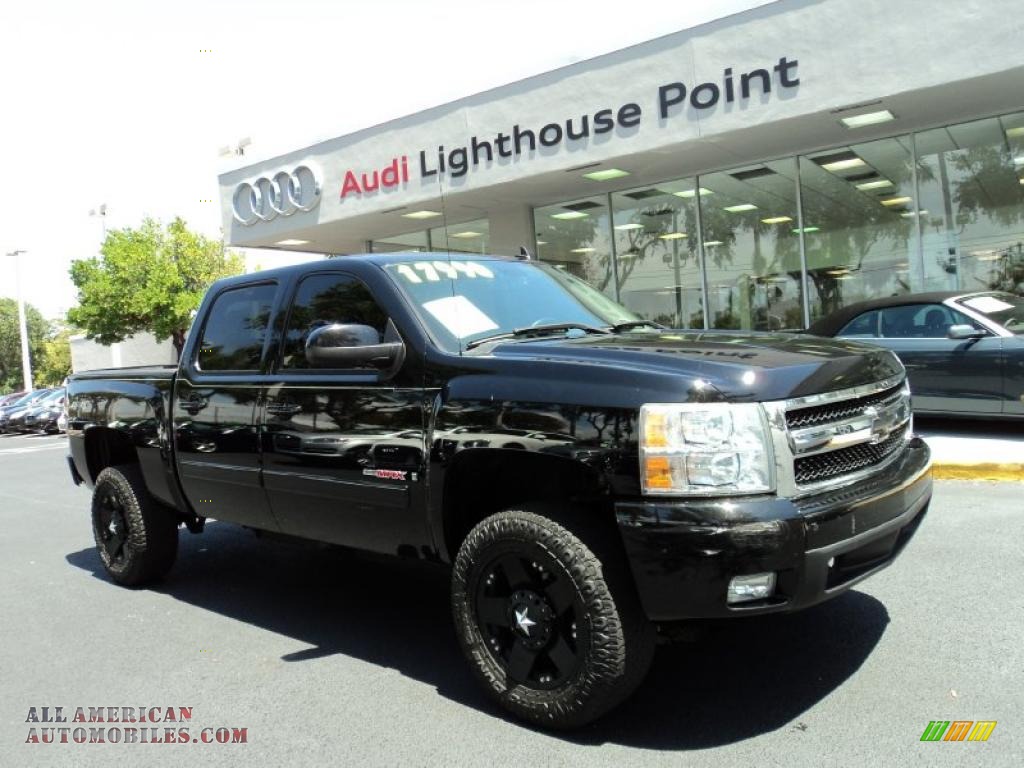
[{"xmin": 639, "ymin": 403, "xmax": 775, "ymax": 495}]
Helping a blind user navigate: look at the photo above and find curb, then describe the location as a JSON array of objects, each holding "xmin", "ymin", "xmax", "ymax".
[{"xmin": 931, "ymin": 463, "xmax": 1024, "ymax": 482}]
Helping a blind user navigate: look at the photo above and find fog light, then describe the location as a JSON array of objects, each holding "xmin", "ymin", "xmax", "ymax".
[{"xmin": 727, "ymin": 572, "xmax": 777, "ymax": 604}]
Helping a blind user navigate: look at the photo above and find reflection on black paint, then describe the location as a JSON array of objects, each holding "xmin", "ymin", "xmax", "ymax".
[{"xmin": 262, "ymin": 385, "xmax": 427, "ymax": 552}]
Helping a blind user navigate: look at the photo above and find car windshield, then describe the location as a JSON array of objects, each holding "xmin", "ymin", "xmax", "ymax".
[
  {"xmin": 955, "ymin": 292, "xmax": 1024, "ymax": 334},
  {"xmin": 38, "ymin": 389, "xmax": 65, "ymax": 405},
  {"xmin": 382, "ymin": 257, "xmax": 639, "ymax": 353},
  {"xmin": 14, "ymin": 390, "xmax": 49, "ymax": 406}
]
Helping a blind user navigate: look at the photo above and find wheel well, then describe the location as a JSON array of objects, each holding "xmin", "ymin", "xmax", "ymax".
[
  {"xmin": 84, "ymin": 427, "xmax": 139, "ymax": 482},
  {"xmin": 442, "ymin": 450, "xmax": 609, "ymax": 560}
]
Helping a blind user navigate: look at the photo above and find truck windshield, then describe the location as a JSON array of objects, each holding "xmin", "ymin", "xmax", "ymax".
[{"xmin": 383, "ymin": 258, "xmax": 639, "ymax": 353}]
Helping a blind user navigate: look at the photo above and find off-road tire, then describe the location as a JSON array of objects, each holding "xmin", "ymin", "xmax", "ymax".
[
  {"xmin": 91, "ymin": 464, "xmax": 178, "ymax": 586},
  {"xmin": 452, "ymin": 508, "xmax": 655, "ymax": 729}
]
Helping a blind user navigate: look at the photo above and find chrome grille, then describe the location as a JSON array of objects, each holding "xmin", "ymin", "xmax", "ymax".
[
  {"xmin": 794, "ymin": 424, "xmax": 909, "ymax": 484},
  {"xmin": 770, "ymin": 375, "xmax": 913, "ymax": 493},
  {"xmin": 785, "ymin": 383, "xmax": 905, "ymax": 429}
]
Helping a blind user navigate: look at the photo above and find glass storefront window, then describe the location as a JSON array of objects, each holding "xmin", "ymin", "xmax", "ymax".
[
  {"xmin": 372, "ymin": 218, "xmax": 490, "ymax": 254},
  {"xmin": 700, "ymin": 159, "xmax": 803, "ymax": 330},
  {"xmin": 529, "ymin": 111, "xmax": 1023, "ymax": 331},
  {"xmin": 370, "ymin": 229, "xmax": 429, "ymax": 253},
  {"xmin": 534, "ymin": 196, "xmax": 616, "ymax": 298},
  {"xmin": 799, "ymin": 137, "xmax": 918, "ymax": 322},
  {"xmin": 915, "ymin": 113, "xmax": 1024, "ymax": 295},
  {"xmin": 611, "ymin": 179, "xmax": 704, "ymax": 328},
  {"xmin": 429, "ymin": 218, "xmax": 490, "ymax": 255}
]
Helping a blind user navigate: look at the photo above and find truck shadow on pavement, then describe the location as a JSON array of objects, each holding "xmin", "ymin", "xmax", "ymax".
[{"xmin": 66, "ymin": 521, "xmax": 890, "ymax": 750}]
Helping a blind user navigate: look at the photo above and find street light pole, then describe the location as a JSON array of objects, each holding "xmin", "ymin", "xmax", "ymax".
[{"xmin": 5, "ymin": 250, "xmax": 32, "ymax": 391}]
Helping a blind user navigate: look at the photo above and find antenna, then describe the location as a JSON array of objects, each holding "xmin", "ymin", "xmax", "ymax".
[
  {"xmin": 518, "ymin": 246, "xmax": 534, "ymax": 261},
  {"xmin": 432, "ymin": 149, "xmax": 461, "ymax": 353}
]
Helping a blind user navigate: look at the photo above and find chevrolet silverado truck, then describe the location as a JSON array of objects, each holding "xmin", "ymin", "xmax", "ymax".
[{"xmin": 65, "ymin": 253, "xmax": 932, "ymax": 728}]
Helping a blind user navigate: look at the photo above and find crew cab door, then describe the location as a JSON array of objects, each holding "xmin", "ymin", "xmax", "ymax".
[
  {"xmin": 260, "ymin": 270, "xmax": 428, "ymax": 554},
  {"xmin": 172, "ymin": 280, "xmax": 281, "ymax": 531}
]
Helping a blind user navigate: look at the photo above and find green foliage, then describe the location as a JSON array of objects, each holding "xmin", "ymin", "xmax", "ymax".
[
  {"xmin": 0, "ymin": 298, "xmax": 49, "ymax": 392},
  {"xmin": 68, "ymin": 217, "xmax": 244, "ymax": 356},
  {"xmin": 34, "ymin": 329, "xmax": 73, "ymax": 387}
]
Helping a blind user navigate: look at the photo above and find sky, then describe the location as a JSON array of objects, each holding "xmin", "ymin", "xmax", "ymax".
[{"xmin": 0, "ymin": 0, "xmax": 770, "ymax": 320}]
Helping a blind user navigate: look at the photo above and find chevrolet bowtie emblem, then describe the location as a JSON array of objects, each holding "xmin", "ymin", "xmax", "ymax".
[{"xmin": 865, "ymin": 405, "xmax": 893, "ymax": 443}]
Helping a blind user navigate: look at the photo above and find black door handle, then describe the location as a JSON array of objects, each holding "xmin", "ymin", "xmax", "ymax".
[
  {"xmin": 177, "ymin": 397, "xmax": 207, "ymax": 416},
  {"xmin": 266, "ymin": 402, "xmax": 303, "ymax": 416}
]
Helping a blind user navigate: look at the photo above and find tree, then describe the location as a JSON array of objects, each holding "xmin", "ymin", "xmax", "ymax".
[
  {"xmin": 34, "ymin": 329, "xmax": 73, "ymax": 387},
  {"xmin": 68, "ymin": 217, "xmax": 244, "ymax": 358},
  {"xmin": 0, "ymin": 298, "xmax": 49, "ymax": 392}
]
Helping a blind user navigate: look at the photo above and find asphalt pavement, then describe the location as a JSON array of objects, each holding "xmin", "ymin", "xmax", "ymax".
[{"xmin": 0, "ymin": 431, "xmax": 1020, "ymax": 767}]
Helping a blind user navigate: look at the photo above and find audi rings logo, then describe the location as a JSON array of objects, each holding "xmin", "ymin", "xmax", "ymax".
[{"xmin": 232, "ymin": 165, "xmax": 322, "ymax": 226}]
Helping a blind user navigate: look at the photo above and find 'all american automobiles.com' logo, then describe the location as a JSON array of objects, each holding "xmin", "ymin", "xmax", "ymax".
[{"xmin": 23, "ymin": 706, "xmax": 248, "ymax": 745}]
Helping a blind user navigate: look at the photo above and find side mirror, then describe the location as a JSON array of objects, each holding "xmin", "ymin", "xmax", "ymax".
[
  {"xmin": 304, "ymin": 323, "xmax": 404, "ymax": 370},
  {"xmin": 947, "ymin": 324, "xmax": 985, "ymax": 340}
]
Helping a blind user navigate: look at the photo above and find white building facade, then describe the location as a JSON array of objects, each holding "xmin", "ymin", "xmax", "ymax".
[
  {"xmin": 218, "ymin": 0, "xmax": 1024, "ymax": 330},
  {"xmin": 70, "ymin": 333, "xmax": 176, "ymax": 373}
]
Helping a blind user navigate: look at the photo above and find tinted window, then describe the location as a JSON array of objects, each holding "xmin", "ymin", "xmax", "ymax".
[
  {"xmin": 880, "ymin": 304, "xmax": 978, "ymax": 338},
  {"xmin": 838, "ymin": 310, "xmax": 880, "ymax": 337},
  {"xmin": 196, "ymin": 283, "xmax": 277, "ymax": 371},
  {"xmin": 281, "ymin": 274, "xmax": 388, "ymax": 369}
]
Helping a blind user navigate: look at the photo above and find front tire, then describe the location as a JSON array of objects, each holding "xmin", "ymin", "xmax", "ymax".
[
  {"xmin": 451, "ymin": 509, "xmax": 654, "ymax": 729},
  {"xmin": 91, "ymin": 465, "xmax": 178, "ymax": 586}
]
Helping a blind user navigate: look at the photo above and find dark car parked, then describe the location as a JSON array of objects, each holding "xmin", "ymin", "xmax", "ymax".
[
  {"xmin": 23, "ymin": 388, "xmax": 66, "ymax": 433},
  {"xmin": 808, "ymin": 291, "xmax": 1024, "ymax": 418},
  {"xmin": 0, "ymin": 391, "xmax": 27, "ymax": 408},
  {"xmin": 0, "ymin": 389, "xmax": 55, "ymax": 433}
]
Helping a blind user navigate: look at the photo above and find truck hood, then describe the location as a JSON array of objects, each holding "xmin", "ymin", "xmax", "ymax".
[{"xmin": 483, "ymin": 330, "xmax": 903, "ymax": 402}]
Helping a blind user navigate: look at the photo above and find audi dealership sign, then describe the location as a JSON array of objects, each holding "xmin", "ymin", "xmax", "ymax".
[
  {"xmin": 225, "ymin": 57, "xmax": 801, "ymax": 228},
  {"xmin": 232, "ymin": 165, "xmax": 322, "ymax": 226}
]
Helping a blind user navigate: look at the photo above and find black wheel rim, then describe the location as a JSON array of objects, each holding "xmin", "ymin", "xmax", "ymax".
[
  {"xmin": 474, "ymin": 547, "xmax": 586, "ymax": 690},
  {"xmin": 96, "ymin": 491, "xmax": 130, "ymax": 565}
]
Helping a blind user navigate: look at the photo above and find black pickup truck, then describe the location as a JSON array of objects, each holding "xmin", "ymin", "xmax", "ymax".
[{"xmin": 66, "ymin": 253, "xmax": 932, "ymax": 728}]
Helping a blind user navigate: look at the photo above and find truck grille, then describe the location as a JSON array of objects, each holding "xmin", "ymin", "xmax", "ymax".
[
  {"xmin": 782, "ymin": 377, "xmax": 912, "ymax": 490},
  {"xmin": 794, "ymin": 424, "xmax": 909, "ymax": 484},
  {"xmin": 785, "ymin": 383, "xmax": 905, "ymax": 430}
]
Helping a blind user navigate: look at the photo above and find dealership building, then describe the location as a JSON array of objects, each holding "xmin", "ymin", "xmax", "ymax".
[{"xmin": 218, "ymin": 0, "xmax": 1024, "ymax": 331}]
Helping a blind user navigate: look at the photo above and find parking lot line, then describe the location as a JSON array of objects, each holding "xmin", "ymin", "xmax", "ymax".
[{"xmin": 0, "ymin": 440, "xmax": 67, "ymax": 455}]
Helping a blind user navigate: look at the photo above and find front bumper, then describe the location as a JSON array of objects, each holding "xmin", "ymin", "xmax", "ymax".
[
  {"xmin": 615, "ymin": 437, "xmax": 932, "ymax": 621},
  {"xmin": 26, "ymin": 415, "xmax": 59, "ymax": 432}
]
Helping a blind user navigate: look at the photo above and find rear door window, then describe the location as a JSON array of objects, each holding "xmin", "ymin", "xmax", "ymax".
[{"xmin": 196, "ymin": 283, "xmax": 278, "ymax": 371}]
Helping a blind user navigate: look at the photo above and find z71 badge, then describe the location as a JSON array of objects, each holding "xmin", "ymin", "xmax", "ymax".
[{"xmin": 363, "ymin": 469, "xmax": 408, "ymax": 481}]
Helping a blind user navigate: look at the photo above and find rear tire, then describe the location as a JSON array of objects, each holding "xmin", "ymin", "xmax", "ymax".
[
  {"xmin": 91, "ymin": 465, "xmax": 178, "ymax": 586},
  {"xmin": 451, "ymin": 509, "xmax": 655, "ymax": 729}
]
